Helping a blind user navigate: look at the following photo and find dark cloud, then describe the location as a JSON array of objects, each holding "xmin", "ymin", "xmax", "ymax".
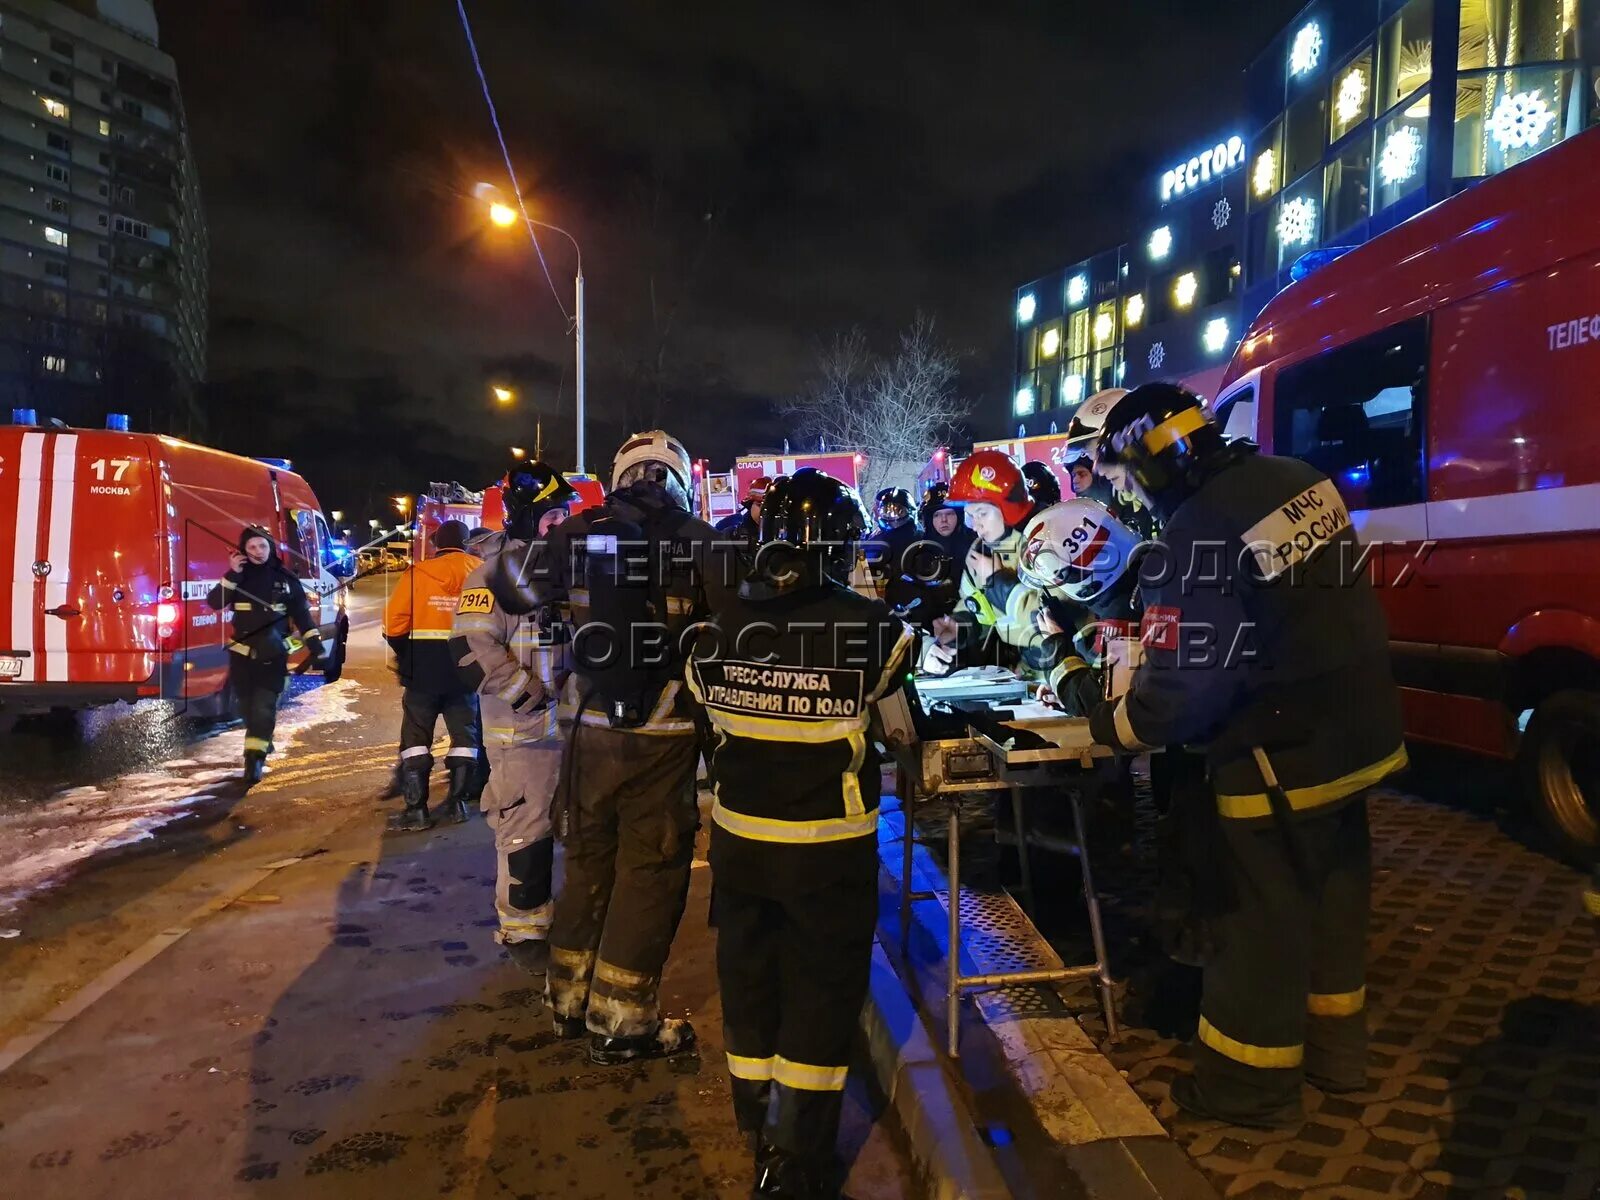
[{"xmin": 156, "ymin": 0, "xmax": 1304, "ymax": 515}]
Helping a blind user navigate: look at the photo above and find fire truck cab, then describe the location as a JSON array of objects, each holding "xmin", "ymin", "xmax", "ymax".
[
  {"xmin": 1, "ymin": 422, "xmax": 347, "ymax": 720},
  {"xmin": 1214, "ymin": 127, "xmax": 1600, "ymax": 861}
]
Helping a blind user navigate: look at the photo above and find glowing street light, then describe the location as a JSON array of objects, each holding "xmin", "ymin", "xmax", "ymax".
[
  {"xmin": 510, "ymin": 446, "xmax": 527, "ymax": 460},
  {"xmin": 393, "ymin": 495, "xmax": 411, "ymax": 516},
  {"xmin": 492, "ymin": 385, "xmax": 515, "ymax": 404},
  {"xmin": 488, "ymin": 201, "xmax": 517, "ymax": 228},
  {"xmin": 330, "ymin": 510, "xmax": 344, "ymax": 522}
]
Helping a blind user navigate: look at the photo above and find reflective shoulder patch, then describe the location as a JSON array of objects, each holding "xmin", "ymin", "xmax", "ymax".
[
  {"xmin": 1241, "ymin": 478, "xmax": 1351, "ymax": 581},
  {"xmin": 458, "ymin": 588, "xmax": 494, "ymax": 615}
]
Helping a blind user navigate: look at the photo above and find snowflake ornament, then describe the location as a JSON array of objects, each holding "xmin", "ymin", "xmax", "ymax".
[
  {"xmin": 1289, "ymin": 22, "xmax": 1323, "ymax": 76},
  {"xmin": 1335, "ymin": 67, "xmax": 1368, "ymax": 127},
  {"xmin": 1488, "ymin": 89, "xmax": 1556, "ymax": 152},
  {"xmin": 1278, "ymin": 196, "xmax": 1317, "ymax": 247},
  {"xmin": 1379, "ymin": 126, "xmax": 1422, "ymax": 186},
  {"xmin": 1212, "ymin": 198, "xmax": 1232, "ymax": 231},
  {"xmin": 1148, "ymin": 341, "xmax": 1167, "ymax": 371}
]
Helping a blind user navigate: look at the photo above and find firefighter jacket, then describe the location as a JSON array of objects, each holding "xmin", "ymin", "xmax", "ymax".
[
  {"xmin": 864, "ymin": 521, "xmax": 921, "ymax": 584},
  {"xmin": 451, "ymin": 539, "xmax": 568, "ymax": 749},
  {"xmin": 1089, "ymin": 451, "xmax": 1407, "ymax": 821},
  {"xmin": 517, "ymin": 482, "xmax": 737, "ymax": 736},
  {"xmin": 385, "ymin": 547, "xmax": 478, "ymax": 693},
  {"xmin": 207, "ymin": 554, "xmax": 320, "ymax": 664},
  {"xmin": 686, "ymin": 581, "xmax": 915, "ymax": 893}
]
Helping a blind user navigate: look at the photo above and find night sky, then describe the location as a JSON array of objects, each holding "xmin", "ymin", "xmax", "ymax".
[{"xmin": 156, "ymin": 0, "xmax": 1305, "ymax": 521}]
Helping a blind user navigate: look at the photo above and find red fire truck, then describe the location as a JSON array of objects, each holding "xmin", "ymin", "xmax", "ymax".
[
  {"xmin": 1213, "ymin": 127, "xmax": 1600, "ymax": 861},
  {"xmin": 1, "ymin": 421, "xmax": 346, "ymax": 719},
  {"xmin": 733, "ymin": 451, "xmax": 863, "ymax": 501}
]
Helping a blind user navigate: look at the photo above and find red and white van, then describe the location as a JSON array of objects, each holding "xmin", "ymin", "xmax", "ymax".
[
  {"xmin": 1212, "ymin": 127, "xmax": 1600, "ymax": 860},
  {"xmin": 1, "ymin": 423, "xmax": 347, "ymax": 719}
]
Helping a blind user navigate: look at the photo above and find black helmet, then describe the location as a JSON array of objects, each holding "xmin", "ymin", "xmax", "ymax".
[
  {"xmin": 746, "ymin": 468, "xmax": 866, "ymax": 598},
  {"xmin": 918, "ymin": 481, "xmax": 953, "ymax": 531},
  {"xmin": 1020, "ymin": 461, "xmax": 1062, "ymax": 510},
  {"xmin": 1095, "ymin": 383, "xmax": 1230, "ymax": 522},
  {"xmin": 503, "ymin": 459, "xmax": 576, "ymax": 540},
  {"xmin": 874, "ymin": 487, "xmax": 913, "ymax": 531}
]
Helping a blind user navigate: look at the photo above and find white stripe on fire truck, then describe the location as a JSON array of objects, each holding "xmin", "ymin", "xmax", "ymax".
[
  {"xmin": 10, "ymin": 432, "xmax": 45, "ymax": 683},
  {"xmin": 43, "ymin": 433, "xmax": 78, "ymax": 681}
]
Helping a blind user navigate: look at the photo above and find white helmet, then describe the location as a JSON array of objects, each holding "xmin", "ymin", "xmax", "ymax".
[
  {"xmin": 612, "ymin": 429, "xmax": 692, "ymax": 493},
  {"xmin": 1064, "ymin": 388, "xmax": 1129, "ymax": 448},
  {"xmin": 1019, "ymin": 499, "xmax": 1144, "ymax": 604}
]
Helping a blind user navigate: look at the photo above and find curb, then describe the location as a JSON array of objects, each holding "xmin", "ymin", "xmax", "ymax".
[{"xmin": 859, "ymin": 938, "xmax": 1012, "ymax": 1200}]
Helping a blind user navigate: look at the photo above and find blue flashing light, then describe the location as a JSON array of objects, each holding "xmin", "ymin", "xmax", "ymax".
[
  {"xmin": 106, "ymin": 412, "xmax": 130, "ymax": 432},
  {"xmin": 1289, "ymin": 246, "xmax": 1360, "ymax": 283},
  {"xmin": 254, "ymin": 457, "xmax": 294, "ymax": 471},
  {"xmin": 11, "ymin": 407, "xmax": 38, "ymax": 425},
  {"xmin": 1343, "ymin": 464, "xmax": 1371, "ymax": 488}
]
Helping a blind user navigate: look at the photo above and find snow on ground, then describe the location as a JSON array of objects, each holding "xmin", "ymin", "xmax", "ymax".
[{"xmin": 0, "ymin": 678, "xmax": 365, "ymax": 919}]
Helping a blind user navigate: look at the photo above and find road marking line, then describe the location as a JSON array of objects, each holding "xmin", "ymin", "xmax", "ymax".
[{"xmin": 0, "ymin": 856, "xmax": 303, "ymax": 1076}]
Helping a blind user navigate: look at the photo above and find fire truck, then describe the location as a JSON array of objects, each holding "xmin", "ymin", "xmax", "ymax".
[
  {"xmin": 410, "ymin": 473, "xmax": 607, "ymax": 558},
  {"xmin": 1, "ymin": 418, "xmax": 346, "ymax": 719},
  {"xmin": 733, "ymin": 450, "xmax": 863, "ymax": 502},
  {"xmin": 1213, "ymin": 127, "xmax": 1600, "ymax": 861}
]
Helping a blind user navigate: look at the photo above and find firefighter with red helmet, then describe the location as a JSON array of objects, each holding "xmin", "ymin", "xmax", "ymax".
[{"xmin": 717, "ymin": 475, "xmax": 771, "ymax": 543}]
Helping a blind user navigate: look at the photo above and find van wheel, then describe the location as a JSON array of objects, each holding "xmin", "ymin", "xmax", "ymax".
[
  {"xmin": 1520, "ymin": 689, "xmax": 1600, "ymax": 866},
  {"xmin": 320, "ymin": 618, "xmax": 348, "ymax": 684}
]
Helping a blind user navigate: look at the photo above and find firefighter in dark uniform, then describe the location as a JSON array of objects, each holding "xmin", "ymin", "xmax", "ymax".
[
  {"xmin": 493, "ymin": 430, "xmax": 736, "ymax": 1063},
  {"xmin": 863, "ymin": 486, "xmax": 920, "ymax": 587},
  {"xmin": 687, "ymin": 468, "xmax": 914, "ymax": 1199},
  {"xmin": 208, "ymin": 526, "xmax": 326, "ymax": 784},
  {"xmin": 1088, "ymin": 383, "xmax": 1407, "ymax": 1127}
]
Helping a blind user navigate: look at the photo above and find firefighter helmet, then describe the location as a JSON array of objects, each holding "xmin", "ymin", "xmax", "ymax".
[
  {"xmin": 1021, "ymin": 461, "xmax": 1062, "ymax": 510},
  {"xmin": 948, "ymin": 449, "xmax": 1031, "ymax": 528},
  {"xmin": 1065, "ymin": 388, "xmax": 1130, "ymax": 448},
  {"xmin": 1096, "ymin": 383, "xmax": 1229, "ymax": 521},
  {"xmin": 1019, "ymin": 499, "xmax": 1144, "ymax": 605},
  {"xmin": 874, "ymin": 487, "xmax": 913, "ymax": 531},
  {"xmin": 502, "ymin": 460, "xmax": 576, "ymax": 540},
  {"xmin": 750, "ymin": 467, "xmax": 867, "ymax": 594},
  {"xmin": 611, "ymin": 429, "xmax": 693, "ymax": 504},
  {"xmin": 744, "ymin": 475, "xmax": 773, "ymax": 504}
]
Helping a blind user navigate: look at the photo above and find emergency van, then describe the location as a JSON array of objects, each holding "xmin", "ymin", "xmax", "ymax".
[
  {"xmin": 1, "ymin": 421, "xmax": 347, "ymax": 719},
  {"xmin": 1212, "ymin": 127, "xmax": 1600, "ymax": 861}
]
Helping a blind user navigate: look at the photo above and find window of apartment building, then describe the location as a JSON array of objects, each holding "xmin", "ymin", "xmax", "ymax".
[
  {"xmin": 97, "ymin": 244, "xmax": 110, "ymax": 261},
  {"xmin": 42, "ymin": 355, "xmax": 67, "ymax": 374},
  {"xmin": 96, "ymin": 273, "xmax": 108, "ymax": 290},
  {"xmin": 45, "ymin": 163, "xmax": 68, "ymax": 184},
  {"xmin": 118, "ymin": 185, "xmax": 135, "ymax": 205},
  {"xmin": 113, "ymin": 215, "xmax": 150, "ymax": 239},
  {"xmin": 98, "ymin": 152, "xmax": 110, "ymax": 167},
  {"xmin": 92, "ymin": 302, "xmax": 106, "ymax": 322},
  {"xmin": 44, "ymin": 260, "xmax": 67, "ymax": 280},
  {"xmin": 46, "ymin": 196, "xmax": 67, "ymax": 215},
  {"xmin": 40, "ymin": 290, "xmax": 66, "ymax": 316},
  {"xmin": 98, "ymin": 119, "xmax": 110, "ymax": 137},
  {"xmin": 46, "ymin": 132, "xmax": 70, "ymax": 153},
  {"xmin": 121, "ymin": 98, "xmax": 143, "ymax": 118},
  {"xmin": 44, "ymin": 226, "xmax": 68, "ymax": 248},
  {"xmin": 49, "ymin": 37, "xmax": 73, "ymax": 59},
  {"xmin": 101, "ymin": 58, "xmax": 114, "ymax": 76},
  {"xmin": 49, "ymin": 68, "xmax": 69, "ymax": 87},
  {"xmin": 96, "ymin": 213, "xmax": 107, "ymax": 227},
  {"xmin": 97, "ymin": 182, "xmax": 108, "ymax": 197},
  {"xmin": 100, "ymin": 90, "xmax": 111, "ymax": 106}
]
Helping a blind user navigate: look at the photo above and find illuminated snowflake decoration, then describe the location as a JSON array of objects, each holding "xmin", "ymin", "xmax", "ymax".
[
  {"xmin": 1278, "ymin": 196, "xmax": 1318, "ymax": 247},
  {"xmin": 1488, "ymin": 89, "xmax": 1556, "ymax": 152},
  {"xmin": 1148, "ymin": 225, "xmax": 1173, "ymax": 261},
  {"xmin": 1379, "ymin": 126, "xmax": 1423, "ymax": 186},
  {"xmin": 1093, "ymin": 312, "xmax": 1115, "ymax": 345},
  {"xmin": 1289, "ymin": 21, "xmax": 1323, "ymax": 76},
  {"xmin": 1148, "ymin": 341, "xmax": 1167, "ymax": 371},
  {"xmin": 1066, "ymin": 273, "xmax": 1089, "ymax": 307},
  {"xmin": 1336, "ymin": 67, "xmax": 1368, "ymax": 126},
  {"xmin": 1017, "ymin": 292, "xmax": 1037, "ymax": 324},
  {"xmin": 1252, "ymin": 149, "xmax": 1277, "ymax": 198},
  {"xmin": 1212, "ymin": 198, "xmax": 1232, "ymax": 231},
  {"xmin": 1062, "ymin": 375, "xmax": 1085, "ymax": 404},
  {"xmin": 1202, "ymin": 318, "xmax": 1232, "ymax": 355}
]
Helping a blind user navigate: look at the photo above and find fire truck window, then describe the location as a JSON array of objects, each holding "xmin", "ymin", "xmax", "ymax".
[
  {"xmin": 1213, "ymin": 386, "xmax": 1258, "ymax": 442},
  {"xmin": 1274, "ymin": 317, "xmax": 1428, "ymax": 510},
  {"xmin": 285, "ymin": 510, "xmax": 318, "ymax": 576}
]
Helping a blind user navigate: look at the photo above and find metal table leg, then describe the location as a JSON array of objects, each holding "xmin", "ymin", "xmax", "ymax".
[
  {"xmin": 947, "ymin": 803, "xmax": 961, "ymax": 1059},
  {"xmin": 1009, "ymin": 785, "xmax": 1036, "ymax": 917},
  {"xmin": 1069, "ymin": 786, "xmax": 1119, "ymax": 1041},
  {"xmin": 899, "ymin": 783, "xmax": 916, "ymax": 951}
]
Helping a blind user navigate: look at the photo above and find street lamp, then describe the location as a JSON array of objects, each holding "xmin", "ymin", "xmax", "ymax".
[
  {"xmin": 368, "ymin": 518, "xmax": 379, "ymax": 530},
  {"xmin": 510, "ymin": 446, "xmax": 526, "ymax": 460},
  {"xmin": 393, "ymin": 495, "xmax": 411, "ymax": 517},
  {"xmin": 492, "ymin": 385, "xmax": 515, "ymax": 404},
  {"xmin": 476, "ymin": 181, "xmax": 587, "ymax": 473}
]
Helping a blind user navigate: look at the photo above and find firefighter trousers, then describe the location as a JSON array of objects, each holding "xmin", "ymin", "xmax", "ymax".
[
  {"xmin": 1192, "ymin": 789, "xmax": 1372, "ymax": 1123},
  {"xmin": 398, "ymin": 688, "xmax": 481, "ymax": 777},
  {"xmin": 483, "ymin": 738, "xmax": 562, "ymax": 943},
  {"xmin": 547, "ymin": 723, "xmax": 699, "ymax": 1038},
  {"xmin": 230, "ymin": 655, "xmax": 287, "ymax": 756},
  {"xmin": 715, "ymin": 865, "xmax": 877, "ymax": 1164}
]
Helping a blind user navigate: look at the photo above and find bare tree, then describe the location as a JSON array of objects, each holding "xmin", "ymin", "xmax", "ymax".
[{"xmin": 782, "ymin": 314, "xmax": 969, "ymax": 500}]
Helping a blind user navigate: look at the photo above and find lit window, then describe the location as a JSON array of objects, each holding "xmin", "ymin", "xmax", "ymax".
[
  {"xmin": 1379, "ymin": 126, "xmax": 1423, "ymax": 185},
  {"xmin": 44, "ymin": 226, "xmax": 68, "ymax": 247},
  {"xmin": 42, "ymin": 355, "xmax": 67, "ymax": 374},
  {"xmin": 1066, "ymin": 274, "xmax": 1088, "ymax": 307},
  {"xmin": 1016, "ymin": 293, "xmax": 1037, "ymax": 325},
  {"xmin": 1148, "ymin": 226, "xmax": 1173, "ymax": 261},
  {"xmin": 46, "ymin": 197, "xmax": 67, "ymax": 214},
  {"xmin": 1202, "ymin": 318, "xmax": 1232, "ymax": 355},
  {"xmin": 1062, "ymin": 375, "xmax": 1086, "ymax": 405},
  {"xmin": 1014, "ymin": 385, "xmax": 1036, "ymax": 417},
  {"xmin": 1173, "ymin": 273, "xmax": 1199, "ymax": 309},
  {"xmin": 98, "ymin": 118, "xmax": 111, "ymax": 137},
  {"xmin": 42, "ymin": 97, "xmax": 69, "ymax": 119},
  {"xmin": 1124, "ymin": 295, "xmax": 1145, "ymax": 327},
  {"xmin": 1334, "ymin": 62, "xmax": 1369, "ymax": 133},
  {"xmin": 1252, "ymin": 148, "xmax": 1278, "ymax": 198},
  {"xmin": 1290, "ymin": 21, "xmax": 1323, "ymax": 76},
  {"xmin": 1093, "ymin": 312, "xmax": 1115, "ymax": 345},
  {"xmin": 1278, "ymin": 196, "xmax": 1318, "ymax": 247},
  {"xmin": 1040, "ymin": 327, "xmax": 1061, "ymax": 358},
  {"xmin": 1488, "ymin": 89, "xmax": 1557, "ymax": 152}
]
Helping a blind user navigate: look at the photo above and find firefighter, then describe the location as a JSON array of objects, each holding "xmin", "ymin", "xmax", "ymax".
[
  {"xmin": 1088, "ymin": 383, "xmax": 1407, "ymax": 1127},
  {"xmin": 717, "ymin": 475, "xmax": 771, "ymax": 543},
  {"xmin": 687, "ymin": 468, "xmax": 914, "ymax": 1198},
  {"xmin": 449, "ymin": 461, "xmax": 575, "ymax": 975},
  {"xmin": 494, "ymin": 430, "xmax": 734, "ymax": 1061},
  {"xmin": 864, "ymin": 486, "xmax": 920, "ymax": 587},
  {"xmin": 383, "ymin": 519, "xmax": 483, "ymax": 831},
  {"xmin": 207, "ymin": 526, "xmax": 326, "ymax": 784},
  {"xmin": 1020, "ymin": 460, "xmax": 1062, "ymax": 518}
]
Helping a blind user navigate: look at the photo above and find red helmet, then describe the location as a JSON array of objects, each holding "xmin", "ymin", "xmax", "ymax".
[
  {"xmin": 948, "ymin": 449, "xmax": 1031, "ymax": 528},
  {"xmin": 745, "ymin": 476, "xmax": 773, "ymax": 503}
]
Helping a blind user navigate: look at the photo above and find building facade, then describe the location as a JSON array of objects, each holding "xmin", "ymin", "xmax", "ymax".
[
  {"xmin": 0, "ymin": 0, "xmax": 207, "ymax": 434},
  {"xmin": 1013, "ymin": 0, "xmax": 1598, "ymax": 438}
]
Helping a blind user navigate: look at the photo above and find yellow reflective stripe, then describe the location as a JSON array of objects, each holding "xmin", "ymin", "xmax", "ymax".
[
  {"xmin": 1583, "ymin": 888, "xmax": 1600, "ymax": 918},
  {"xmin": 568, "ymin": 588, "xmax": 590, "ymax": 607},
  {"xmin": 407, "ymin": 629, "xmax": 452, "ymax": 640},
  {"xmin": 243, "ymin": 737, "xmax": 271, "ymax": 752},
  {"xmin": 550, "ymin": 945, "xmax": 594, "ymax": 975},
  {"xmin": 496, "ymin": 904, "xmax": 552, "ymax": 936},
  {"xmin": 705, "ymin": 707, "xmax": 867, "ymax": 744},
  {"xmin": 712, "ymin": 799, "xmax": 876, "ymax": 844},
  {"xmin": 1198, "ymin": 1016, "xmax": 1303, "ymax": 1068},
  {"xmin": 1113, "ymin": 695, "xmax": 1155, "ymax": 752},
  {"xmin": 1142, "ymin": 404, "xmax": 1211, "ymax": 454},
  {"xmin": 665, "ymin": 595, "xmax": 693, "ymax": 616},
  {"xmin": 228, "ymin": 642, "xmax": 252, "ymax": 656},
  {"xmin": 233, "ymin": 601, "xmax": 255, "ymax": 611},
  {"xmin": 869, "ymin": 626, "xmax": 916, "ymax": 702},
  {"xmin": 497, "ymin": 669, "xmax": 532, "ymax": 703},
  {"xmin": 727, "ymin": 1053, "xmax": 775, "ymax": 1082},
  {"xmin": 1216, "ymin": 745, "xmax": 1408, "ymax": 820},
  {"xmin": 1307, "ymin": 986, "xmax": 1366, "ymax": 1017},
  {"xmin": 842, "ymin": 731, "xmax": 867, "ymax": 818},
  {"xmin": 772, "ymin": 1056, "xmax": 848, "ymax": 1092},
  {"xmin": 594, "ymin": 959, "xmax": 653, "ymax": 989},
  {"xmin": 1049, "ymin": 657, "xmax": 1089, "ymax": 697}
]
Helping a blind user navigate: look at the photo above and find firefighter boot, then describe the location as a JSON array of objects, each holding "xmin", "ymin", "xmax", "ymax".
[
  {"xmin": 752, "ymin": 1147, "xmax": 841, "ymax": 1199},
  {"xmin": 504, "ymin": 939, "xmax": 550, "ymax": 976},
  {"xmin": 589, "ymin": 1018, "xmax": 698, "ymax": 1066},
  {"xmin": 242, "ymin": 751, "xmax": 267, "ymax": 787},
  {"xmin": 395, "ymin": 759, "xmax": 434, "ymax": 832},
  {"xmin": 440, "ymin": 761, "xmax": 474, "ymax": 825}
]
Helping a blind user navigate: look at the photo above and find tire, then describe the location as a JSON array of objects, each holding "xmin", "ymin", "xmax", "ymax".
[
  {"xmin": 319, "ymin": 617, "xmax": 348, "ymax": 684},
  {"xmin": 1519, "ymin": 689, "xmax": 1600, "ymax": 866}
]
